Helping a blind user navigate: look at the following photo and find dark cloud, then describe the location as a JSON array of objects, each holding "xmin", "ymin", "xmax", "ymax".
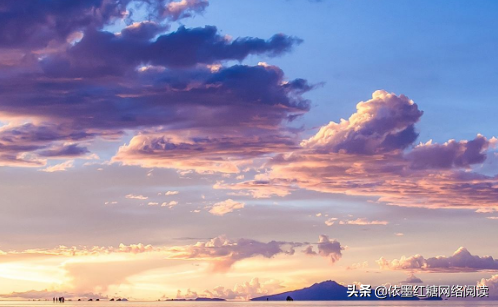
[
  {"xmin": 41, "ymin": 26, "xmax": 302, "ymax": 77},
  {"xmin": 407, "ymin": 135, "xmax": 489, "ymax": 170},
  {"xmin": 0, "ymin": 0, "xmax": 211, "ymax": 50},
  {"xmin": 1, "ymin": 35, "xmax": 308, "ymax": 168},
  {"xmin": 38, "ymin": 144, "xmax": 90, "ymax": 158},
  {"xmin": 0, "ymin": 0, "xmax": 315, "ymax": 176},
  {"xmin": 302, "ymin": 235, "xmax": 344, "ymax": 263},
  {"xmin": 0, "ymin": 63, "xmax": 311, "ymax": 169},
  {"xmin": 0, "ymin": 123, "xmax": 94, "ymax": 166},
  {"xmin": 0, "ymin": 0, "xmax": 127, "ymax": 49},
  {"xmin": 0, "ymin": 0, "xmax": 308, "ymax": 171},
  {"xmin": 316, "ymin": 235, "xmax": 344, "ymax": 263}
]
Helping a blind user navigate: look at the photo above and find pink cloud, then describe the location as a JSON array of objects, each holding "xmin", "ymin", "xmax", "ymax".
[
  {"xmin": 177, "ymin": 278, "xmax": 283, "ymax": 301},
  {"xmin": 125, "ymin": 194, "xmax": 148, "ymax": 200},
  {"xmin": 164, "ymin": 191, "xmax": 179, "ymax": 196},
  {"xmin": 167, "ymin": 235, "xmax": 303, "ymax": 272},
  {"xmin": 163, "ymin": 0, "xmax": 209, "ymax": 21},
  {"xmin": 39, "ymin": 160, "xmax": 74, "ymax": 172},
  {"xmin": 378, "ymin": 247, "xmax": 498, "ymax": 273},
  {"xmin": 325, "ymin": 217, "xmax": 388, "ymax": 226},
  {"xmin": 208, "ymin": 199, "xmax": 245, "ymax": 216},
  {"xmin": 214, "ymin": 178, "xmax": 293, "ymax": 198},
  {"xmin": 477, "ymin": 274, "xmax": 498, "ymax": 298},
  {"xmin": 161, "ymin": 201, "xmax": 179, "ymax": 208},
  {"xmin": 346, "ymin": 261, "xmax": 368, "ymax": 271},
  {"xmin": 218, "ymin": 91, "xmax": 498, "ymax": 210}
]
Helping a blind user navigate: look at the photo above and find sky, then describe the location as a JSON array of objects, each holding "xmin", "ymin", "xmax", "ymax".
[{"xmin": 0, "ymin": 0, "xmax": 498, "ymax": 301}]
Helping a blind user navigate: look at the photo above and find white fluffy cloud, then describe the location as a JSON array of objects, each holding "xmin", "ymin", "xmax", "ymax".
[{"xmin": 477, "ymin": 274, "xmax": 498, "ymax": 298}]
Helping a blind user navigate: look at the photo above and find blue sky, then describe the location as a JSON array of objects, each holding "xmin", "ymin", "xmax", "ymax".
[{"xmin": 182, "ymin": 0, "xmax": 498, "ymax": 142}]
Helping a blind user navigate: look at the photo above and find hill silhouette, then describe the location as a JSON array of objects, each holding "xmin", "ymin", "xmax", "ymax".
[{"xmin": 251, "ymin": 280, "xmax": 420, "ymax": 301}]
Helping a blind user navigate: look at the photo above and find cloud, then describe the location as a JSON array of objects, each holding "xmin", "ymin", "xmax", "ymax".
[
  {"xmin": 378, "ymin": 247, "xmax": 498, "ymax": 273},
  {"xmin": 109, "ymin": 64, "xmax": 312, "ymax": 174},
  {"xmin": 0, "ymin": 123, "xmax": 94, "ymax": 167},
  {"xmin": 0, "ymin": 0, "xmax": 311, "ymax": 174},
  {"xmin": 219, "ymin": 91, "xmax": 498, "ymax": 210},
  {"xmin": 0, "ymin": 0, "xmax": 212, "ymax": 50},
  {"xmin": 325, "ymin": 217, "xmax": 388, "ymax": 226},
  {"xmin": 177, "ymin": 278, "xmax": 283, "ymax": 300},
  {"xmin": 1, "ymin": 244, "xmax": 170, "ymax": 296},
  {"xmin": 324, "ymin": 218, "xmax": 337, "ymax": 226},
  {"xmin": 175, "ymin": 289, "xmax": 199, "ymax": 299},
  {"xmin": 163, "ymin": 0, "xmax": 209, "ymax": 21},
  {"xmin": 161, "ymin": 201, "xmax": 178, "ymax": 208},
  {"xmin": 0, "ymin": 237, "xmax": 314, "ymax": 295},
  {"xmin": 167, "ymin": 235, "xmax": 301, "ymax": 272},
  {"xmin": 0, "ymin": 289, "xmax": 107, "ymax": 300},
  {"xmin": 477, "ymin": 274, "xmax": 498, "ymax": 298},
  {"xmin": 208, "ymin": 199, "xmax": 245, "ymax": 216},
  {"xmin": 303, "ymin": 235, "xmax": 344, "ymax": 263},
  {"xmin": 39, "ymin": 160, "xmax": 74, "ymax": 172},
  {"xmin": 477, "ymin": 208, "xmax": 498, "ymax": 213},
  {"xmin": 125, "ymin": 194, "xmax": 148, "ymax": 200},
  {"xmin": 37, "ymin": 144, "xmax": 90, "ymax": 158},
  {"xmin": 0, "ymin": 243, "xmax": 156, "ymax": 257},
  {"xmin": 0, "ymin": 0, "xmax": 127, "ymax": 49},
  {"xmin": 42, "ymin": 25, "xmax": 302, "ymax": 77},
  {"xmin": 214, "ymin": 178, "xmax": 294, "ymax": 197},
  {"xmin": 406, "ymin": 136, "xmax": 489, "ymax": 170},
  {"xmin": 301, "ymin": 90, "xmax": 423, "ymax": 154},
  {"xmin": 339, "ymin": 218, "xmax": 388, "ymax": 225},
  {"xmin": 165, "ymin": 191, "xmax": 179, "ymax": 196},
  {"xmin": 0, "ymin": 242, "xmax": 160, "ymax": 280},
  {"xmin": 63, "ymin": 258, "xmax": 166, "ymax": 294},
  {"xmin": 346, "ymin": 261, "xmax": 368, "ymax": 270}
]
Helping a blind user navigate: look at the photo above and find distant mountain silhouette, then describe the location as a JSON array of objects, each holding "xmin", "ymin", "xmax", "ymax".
[
  {"xmin": 166, "ymin": 298, "xmax": 225, "ymax": 301},
  {"xmin": 194, "ymin": 297, "xmax": 226, "ymax": 301},
  {"xmin": 251, "ymin": 280, "xmax": 420, "ymax": 301}
]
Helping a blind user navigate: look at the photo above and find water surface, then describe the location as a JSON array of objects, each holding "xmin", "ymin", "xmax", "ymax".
[{"xmin": 0, "ymin": 301, "xmax": 497, "ymax": 307}]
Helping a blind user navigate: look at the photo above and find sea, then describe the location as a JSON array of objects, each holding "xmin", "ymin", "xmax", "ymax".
[{"xmin": 0, "ymin": 301, "xmax": 497, "ymax": 307}]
